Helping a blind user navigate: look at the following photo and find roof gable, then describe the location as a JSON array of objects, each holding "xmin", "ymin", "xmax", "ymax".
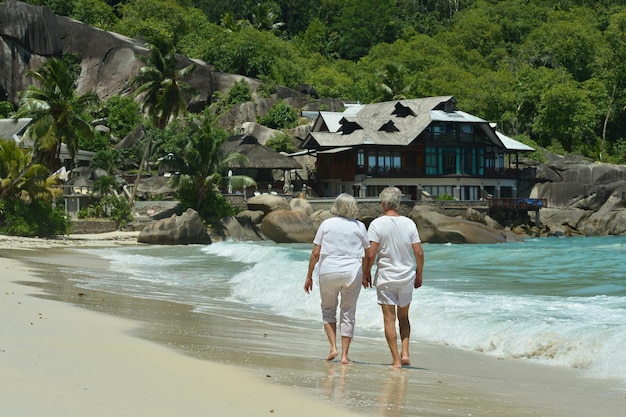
[
  {"xmin": 0, "ymin": 118, "xmax": 32, "ymax": 144},
  {"xmin": 301, "ymin": 96, "xmax": 536, "ymax": 152}
]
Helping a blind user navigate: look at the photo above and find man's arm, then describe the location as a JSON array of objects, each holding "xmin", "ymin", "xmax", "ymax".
[
  {"xmin": 413, "ymin": 242, "xmax": 424, "ymax": 289},
  {"xmin": 362, "ymin": 242, "xmax": 377, "ymax": 288}
]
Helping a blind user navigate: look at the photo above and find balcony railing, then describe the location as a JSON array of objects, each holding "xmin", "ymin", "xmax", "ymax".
[
  {"xmin": 489, "ymin": 197, "xmax": 546, "ymax": 211},
  {"xmin": 54, "ymin": 185, "xmax": 93, "ymax": 195}
]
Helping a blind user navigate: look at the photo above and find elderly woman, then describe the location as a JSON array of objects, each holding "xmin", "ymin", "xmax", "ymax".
[{"xmin": 304, "ymin": 193, "xmax": 370, "ymax": 364}]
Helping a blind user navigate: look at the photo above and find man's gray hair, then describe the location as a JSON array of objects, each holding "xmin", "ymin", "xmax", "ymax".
[
  {"xmin": 330, "ymin": 193, "xmax": 359, "ymax": 218},
  {"xmin": 379, "ymin": 186, "xmax": 402, "ymax": 210}
]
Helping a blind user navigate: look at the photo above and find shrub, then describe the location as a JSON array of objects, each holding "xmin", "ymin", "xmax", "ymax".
[
  {"xmin": 0, "ymin": 199, "xmax": 70, "ymax": 237},
  {"xmin": 258, "ymin": 101, "xmax": 299, "ymax": 129},
  {"xmin": 266, "ymin": 133, "xmax": 297, "ymax": 153},
  {"xmin": 77, "ymin": 195, "xmax": 133, "ymax": 227},
  {"xmin": 0, "ymin": 101, "xmax": 13, "ymax": 117},
  {"xmin": 177, "ymin": 186, "xmax": 235, "ymax": 226}
]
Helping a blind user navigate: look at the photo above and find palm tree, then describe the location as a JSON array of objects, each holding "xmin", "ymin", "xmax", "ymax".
[
  {"xmin": 130, "ymin": 39, "xmax": 196, "ymax": 206},
  {"xmin": 375, "ymin": 62, "xmax": 414, "ymax": 102},
  {"xmin": 250, "ymin": 2, "xmax": 285, "ymax": 33},
  {"xmin": 0, "ymin": 140, "xmax": 62, "ymax": 203},
  {"xmin": 0, "ymin": 140, "xmax": 69, "ymax": 237},
  {"xmin": 169, "ymin": 113, "xmax": 247, "ymax": 221},
  {"xmin": 14, "ymin": 58, "xmax": 97, "ymax": 170}
]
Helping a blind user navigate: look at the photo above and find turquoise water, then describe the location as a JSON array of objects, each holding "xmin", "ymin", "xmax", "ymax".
[{"xmin": 70, "ymin": 235, "xmax": 626, "ymax": 383}]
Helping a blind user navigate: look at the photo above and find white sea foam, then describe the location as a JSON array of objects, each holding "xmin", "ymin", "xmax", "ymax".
[{"xmin": 74, "ymin": 236, "xmax": 626, "ymax": 384}]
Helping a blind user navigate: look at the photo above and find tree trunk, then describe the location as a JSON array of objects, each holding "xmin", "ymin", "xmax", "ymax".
[{"xmin": 129, "ymin": 133, "xmax": 153, "ymax": 207}]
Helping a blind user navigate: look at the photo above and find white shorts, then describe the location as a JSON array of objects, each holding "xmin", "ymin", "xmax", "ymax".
[{"xmin": 376, "ymin": 283, "xmax": 413, "ymax": 307}]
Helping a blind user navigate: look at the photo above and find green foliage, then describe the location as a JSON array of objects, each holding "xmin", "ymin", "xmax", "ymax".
[
  {"xmin": 0, "ymin": 199, "xmax": 70, "ymax": 237},
  {"xmin": 167, "ymin": 112, "xmax": 244, "ymax": 225},
  {"xmin": 0, "ymin": 140, "xmax": 68, "ymax": 237},
  {"xmin": 77, "ymin": 195, "xmax": 133, "ymax": 227},
  {"xmin": 115, "ymin": 0, "xmax": 190, "ymax": 44},
  {"xmin": 71, "ymin": 0, "xmax": 117, "ymax": 30},
  {"xmin": 0, "ymin": 101, "xmax": 13, "ymax": 117},
  {"xmin": 210, "ymin": 79, "xmax": 252, "ymax": 114},
  {"xmin": 519, "ymin": 9, "xmax": 604, "ymax": 82},
  {"xmin": 130, "ymin": 38, "xmax": 195, "ymax": 204},
  {"xmin": 101, "ymin": 95, "xmax": 141, "ymax": 140},
  {"xmin": 258, "ymin": 101, "xmax": 299, "ymax": 129},
  {"xmin": 14, "ymin": 57, "xmax": 98, "ymax": 169},
  {"xmin": 25, "ymin": 0, "xmax": 75, "ymax": 16},
  {"xmin": 0, "ymin": 140, "xmax": 62, "ymax": 204},
  {"xmin": 92, "ymin": 175, "xmax": 118, "ymax": 196},
  {"xmin": 434, "ymin": 193, "xmax": 455, "ymax": 201},
  {"xmin": 329, "ymin": 0, "xmax": 402, "ymax": 61},
  {"xmin": 132, "ymin": 39, "xmax": 195, "ymax": 130},
  {"xmin": 227, "ymin": 79, "xmax": 252, "ymax": 104},
  {"xmin": 14, "ymin": 0, "xmax": 626, "ymax": 163},
  {"xmin": 201, "ymin": 27, "xmax": 278, "ymax": 77},
  {"xmin": 177, "ymin": 185, "xmax": 234, "ymax": 225},
  {"xmin": 265, "ymin": 133, "xmax": 296, "ymax": 153},
  {"xmin": 257, "ymin": 76, "xmax": 278, "ymax": 98}
]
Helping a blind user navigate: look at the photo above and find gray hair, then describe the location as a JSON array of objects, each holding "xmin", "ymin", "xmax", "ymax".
[
  {"xmin": 330, "ymin": 193, "xmax": 359, "ymax": 218},
  {"xmin": 379, "ymin": 186, "xmax": 402, "ymax": 210}
]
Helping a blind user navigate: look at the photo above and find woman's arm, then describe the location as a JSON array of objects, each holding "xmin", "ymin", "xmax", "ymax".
[{"xmin": 304, "ymin": 244, "xmax": 321, "ymax": 294}]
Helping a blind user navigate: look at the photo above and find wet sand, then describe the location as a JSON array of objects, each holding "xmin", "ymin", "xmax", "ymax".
[{"xmin": 1, "ymin": 233, "xmax": 625, "ymax": 417}]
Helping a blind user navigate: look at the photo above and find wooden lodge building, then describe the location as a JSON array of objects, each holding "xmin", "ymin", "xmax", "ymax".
[{"xmin": 301, "ymin": 96, "xmax": 536, "ymax": 202}]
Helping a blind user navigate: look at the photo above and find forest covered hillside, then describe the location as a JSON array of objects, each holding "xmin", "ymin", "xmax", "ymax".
[{"xmin": 3, "ymin": 0, "xmax": 626, "ymax": 164}]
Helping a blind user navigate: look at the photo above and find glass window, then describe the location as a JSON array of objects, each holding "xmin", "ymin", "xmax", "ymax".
[
  {"xmin": 357, "ymin": 149, "xmax": 365, "ymax": 174},
  {"xmin": 368, "ymin": 154, "xmax": 377, "ymax": 175},
  {"xmin": 426, "ymin": 147, "xmax": 438, "ymax": 175},
  {"xmin": 460, "ymin": 124, "xmax": 474, "ymax": 142}
]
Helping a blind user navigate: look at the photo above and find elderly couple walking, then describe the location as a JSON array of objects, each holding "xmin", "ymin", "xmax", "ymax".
[{"xmin": 303, "ymin": 186, "xmax": 425, "ymax": 368}]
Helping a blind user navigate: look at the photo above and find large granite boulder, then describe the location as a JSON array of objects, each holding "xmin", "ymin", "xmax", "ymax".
[
  {"xmin": 137, "ymin": 208, "xmax": 211, "ymax": 245},
  {"xmin": 309, "ymin": 209, "xmax": 333, "ymax": 228},
  {"xmin": 219, "ymin": 215, "xmax": 265, "ymax": 241},
  {"xmin": 0, "ymin": 0, "xmax": 57, "ymax": 101},
  {"xmin": 135, "ymin": 176, "xmax": 177, "ymax": 199},
  {"xmin": 578, "ymin": 182, "xmax": 626, "ymax": 236},
  {"xmin": 530, "ymin": 154, "xmax": 626, "ymax": 236},
  {"xmin": 1, "ymin": 1, "xmax": 345, "ymax": 131},
  {"xmin": 289, "ymin": 197, "xmax": 314, "ymax": 215},
  {"xmin": 246, "ymin": 194, "xmax": 291, "ymax": 214},
  {"xmin": 410, "ymin": 206, "xmax": 508, "ymax": 244},
  {"xmin": 531, "ymin": 154, "xmax": 626, "ymax": 207},
  {"xmin": 260, "ymin": 210, "xmax": 317, "ymax": 244}
]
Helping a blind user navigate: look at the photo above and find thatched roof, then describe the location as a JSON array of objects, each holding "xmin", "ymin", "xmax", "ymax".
[{"xmin": 223, "ymin": 134, "xmax": 302, "ymax": 170}]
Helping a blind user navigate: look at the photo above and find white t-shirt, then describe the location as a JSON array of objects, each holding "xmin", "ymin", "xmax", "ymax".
[
  {"xmin": 313, "ymin": 216, "xmax": 370, "ymax": 280},
  {"xmin": 367, "ymin": 215, "xmax": 421, "ymax": 288}
]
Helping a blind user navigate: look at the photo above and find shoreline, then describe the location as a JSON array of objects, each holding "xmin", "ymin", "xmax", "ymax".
[
  {"xmin": 2, "ymin": 233, "xmax": 625, "ymax": 416},
  {"xmin": 1, "ymin": 240, "xmax": 364, "ymax": 417}
]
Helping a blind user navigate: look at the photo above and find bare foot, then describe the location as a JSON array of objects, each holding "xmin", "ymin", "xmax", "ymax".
[
  {"xmin": 326, "ymin": 350, "xmax": 338, "ymax": 361},
  {"xmin": 341, "ymin": 357, "xmax": 353, "ymax": 365},
  {"xmin": 389, "ymin": 363, "xmax": 403, "ymax": 370},
  {"xmin": 401, "ymin": 357, "xmax": 411, "ymax": 366}
]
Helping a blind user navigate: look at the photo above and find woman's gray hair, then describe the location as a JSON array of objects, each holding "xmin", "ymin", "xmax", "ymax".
[
  {"xmin": 379, "ymin": 186, "xmax": 402, "ymax": 210},
  {"xmin": 330, "ymin": 193, "xmax": 359, "ymax": 218}
]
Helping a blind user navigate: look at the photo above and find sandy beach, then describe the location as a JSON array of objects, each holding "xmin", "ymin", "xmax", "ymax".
[
  {"xmin": 1, "ymin": 233, "xmax": 363, "ymax": 417},
  {"xmin": 1, "ymin": 233, "xmax": 625, "ymax": 417}
]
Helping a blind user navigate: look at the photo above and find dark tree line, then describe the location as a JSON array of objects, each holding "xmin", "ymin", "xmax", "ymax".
[{"xmin": 8, "ymin": 0, "xmax": 626, "ymax": 162}]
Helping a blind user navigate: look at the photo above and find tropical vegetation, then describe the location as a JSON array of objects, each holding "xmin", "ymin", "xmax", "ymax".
[
  {"xmin": 5, "ymin": 0, "xmax": 625, "ymax": 164},
  {"xmin": 3, "ymin": 0, "xmax": 626, "ymax": 236},
  {"xmin": 13, "ymin": 57, "xmax": 98, "ymax": 170},
  {"xmin": 0, "ymin": 141, "xmax": 70, "ymax": 237}
]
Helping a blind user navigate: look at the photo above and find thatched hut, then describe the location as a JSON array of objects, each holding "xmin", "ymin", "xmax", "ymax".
[{"xmin": 222, "ymin": 134, "xmax": 302, "ymax": 192}]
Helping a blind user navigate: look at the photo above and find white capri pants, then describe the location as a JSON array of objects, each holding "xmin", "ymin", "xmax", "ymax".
[{"xmin": 318, "ymin": 268, "xmax": 362, "ymax": 338}]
